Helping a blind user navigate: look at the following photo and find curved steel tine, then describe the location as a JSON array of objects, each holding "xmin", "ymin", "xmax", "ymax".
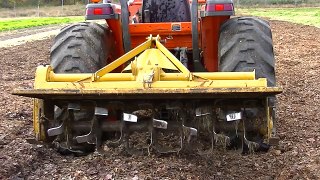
[
  {"xmin": 104, "ymin": 119, "xmax": 125, "ymax": 148},
  {"xmin": 67, "ymin": 103, "xmax": 81, "ymax": 111},
  {"xmin": 147, "ymin": 130, "xmax": 153, "ymax": 156},
  {"xmin": 153, "ymin": 125, "xmax": 184, "ymax": 154},
  {"xmin": 153, "ymin": 119, "xmax": 168, "ymax": 129},
  {"xmin": 66, "ymin": 105, "xmax": 78, "ymax": 149},
  {"xmin": 74, "ymin": 114, "xmax": 96, "ymax": 144},
  {"xmin": 54, "ymin": 105, "xmax": 64, "ymax": 120},
  {"xmin": 181, "ymin": 125, "xmax": 198, "ymax": 153},
  {"xmin": 47, "ymin": 122, "xmax": 64, "ymax": 136},
  {"xmin": 213, "ymin": 131, "xmax": 230, "ymax": 150},
  {"xmin": 48, "ymin": 107, "xmax": 69, "ymax": 137},
  {"xmin": 95, "ymin": 107, "xmax": 108, "ymax": 116},
  {"xmin": 107, "ymin": 129, "xmax": 124, "ymax": 146},
  {"xmin": 127, "ymin": 121, "xmax": 155, "ymax": 156},
  {"xmin": 75, "ymin": 107, "xmax": 108, "ymax": 146},
  {"xmin": 242, "ymin": 120, "xmax": 259, "ymax": 153},
  {"xmin": 75, "ymin": 133, "xmax": 95, "ymax": 144},
  {"xmin": 153, "ymin": 109, "xmax": 184, "ymax": 154},
  {"xmin": 152, "ymin": 119, "xmax": 168, "ymax": 154},
  {"xmin": 182, "ymin": 125, "xmax": 198, "ymax": 143},
  {"xmin": 93, "ymin": 107, "xmax": 107, "ymax": 151}
]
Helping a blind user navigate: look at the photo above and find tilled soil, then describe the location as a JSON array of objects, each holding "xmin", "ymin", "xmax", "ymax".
[{"xmin": 0, "ymin": 20, "xmax": 319, "ymax": 179}]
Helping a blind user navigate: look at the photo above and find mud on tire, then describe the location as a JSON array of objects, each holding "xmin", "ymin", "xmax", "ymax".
[{"xmin": 218, "ymin": 17, "xmax": 276, "ymax": 86}]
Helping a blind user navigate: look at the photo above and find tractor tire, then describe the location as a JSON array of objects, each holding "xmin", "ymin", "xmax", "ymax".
[
  {"xmin": 218, "ymin": 17, "xmax": 276, "ymax": 86},
  {"xmin": 50, "ymin": 22, "xmax": 113, "ymax": 73},
  {"xmin": 142, "ymin": 0, "xmax": 191, "ymax": 23},
  {"xmin": 218, "ymin": 17, "xmax": 277, "ymax": 153},
  {"xmin": 49, "ymin": 22, "xmax": 113, "ymax": 155}
]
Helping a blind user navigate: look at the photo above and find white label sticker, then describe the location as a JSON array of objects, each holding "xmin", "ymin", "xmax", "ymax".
[
  {"xmin": 226, "ymin": 112, "xmax": 242, "ymax": 121},
  {"xmin": 123, "ymin": 113, "xmax": 138, "ymax": 122}
]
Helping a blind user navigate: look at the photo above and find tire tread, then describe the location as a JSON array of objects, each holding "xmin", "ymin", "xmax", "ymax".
[{"xmin": 218, "ymin": 17, "xmax": 276, "ymax": 86}]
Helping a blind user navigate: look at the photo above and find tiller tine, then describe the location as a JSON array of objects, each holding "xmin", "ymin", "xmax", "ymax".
[
  {"xmin": 49, "ymin": 103, "xmax": 90, "ymax": 155},
  {"xmin": 152, "ymin": 117, "xmax": 198, "ymax": 154},
  {"xmin": 242, "ymin": 120, "xmax": 260, "ymax": 154},
  {"xmin": 75, "ymin": 107, "xmax": 107, "ymax": 152},
  {"xmin": 122, "ymin": 113, "xmax": 153, "ymax": 155},
  {"xmin": 153, "ymin": 119, "xmax": 168, "ymax": 129},
  {"xmin": 182, "ymin": 125, "xmax": 198, "ymax": 143},
  {"xmin": 212, "ymin": 129, "xmax": 231, "ymax": 151},
  {"xmin": 195, "ymin": 107, "xmax": 211, "ymax": 117},
  {"xmin": 47, "ymin": 122, "xmax": 64, "ymax": 137},
  {"xmin": 68, "ymin": 103, "xmax": 81, "ymax": 111},
  {"xmin": 47, "ymin": 106, "xmax": 69, "ymax": 137}
]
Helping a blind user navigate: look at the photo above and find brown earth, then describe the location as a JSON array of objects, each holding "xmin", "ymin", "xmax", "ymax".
[{"xmin": 0, "ymin": 20, "xmax": 319, "ymax": 179}]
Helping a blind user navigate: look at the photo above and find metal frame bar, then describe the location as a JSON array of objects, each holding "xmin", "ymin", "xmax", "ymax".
[{"xmin": 13, "ymin": 35, "xmax": 282, "ymax": 100}]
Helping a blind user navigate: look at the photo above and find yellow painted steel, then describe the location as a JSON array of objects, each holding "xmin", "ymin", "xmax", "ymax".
[
  {"xmin": 43, "ymin": 37, "xmax": 257, "ymax": 83},
  {"xmin": 27, "ymin": 35, "xmax": 281, "ymax": 95},
  {"xmin": 91, "ymin": 35, "xmax": 192, "ymax": 81},
  {"xmin": 123, "ymin": 49, "xmax": 179, "ymax": 71},
  {"xmin": 33, "ymin": 99, "xmax": 41, "ymax": 140},
  {"xmin": 155, "ymin": 38, "xmax": 190, "ymax": 78},
  {"xmin": 49, "ymin": 71, "xmax": 135, "ymax": 82},
  {"xmin": 33, "ymin": 99, "xmax": 47, "ymax": 141},
  {"xmin": 34, "ymin": 65, "xmax": 267, "ymax": 89},
  {"xmin": 35, "ymin": 79, "xmax": 268, "ymax": 89},
  {"xmin": 93, "ymin": 35, "xmax": 153, "ymax": 80},
  {"xmin": 257, "ymin": 98, "xmax": 274, "ymax": 140},
  {"xmin": 266, "ymin": 99, "xmax": 273, "ymax": 140},
  {"xmin": 49, "ymin": 71, "xmax": 256, "ymax": 82}
]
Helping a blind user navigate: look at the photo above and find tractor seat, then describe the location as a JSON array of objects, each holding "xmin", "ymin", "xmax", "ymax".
[{"xmin": 142, "ymin": 0, "xmax": 191, "ymax": 23}]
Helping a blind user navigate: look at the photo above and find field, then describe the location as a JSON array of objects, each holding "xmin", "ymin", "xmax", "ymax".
[
  {"xmin": 0, "ymin": 16, "xmax": 84, "ymax": 31},
  {"xmin": 0, "ymin": 5, "xmax": 85, "ymax": 18},
  {"xmin": 0, "ymin": 6, "xmax": 319, "ymax": 32},
  {"xmin": 0, "ymin": 3, "xmax": 320, "ymax": 179},
  {"xmin": 0, "ymin": 19, "xmax": 319, "ymax": 179},
  {"xmin": 238, "ymin": 7, "xmax": 320, "ymax": 27},
  {"xmin": 0, "ymin": 5, "xmax": 85, "ymax": 32}
]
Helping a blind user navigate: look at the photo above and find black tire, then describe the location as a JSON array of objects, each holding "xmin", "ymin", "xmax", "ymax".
[
  {"xmin": 49, "ymin": 22, "xmax": 113, "ymax": 155},
  {"xmin": 142, "ymin": 0, "xmax": 191, "ymax": 23},
  {"xmin": 50, "ymin": 22, "xmax": 113, "ymax": 73},
  {"xmin": 218, "ymin": 17, "xmax": 276, "ymax": 86}
]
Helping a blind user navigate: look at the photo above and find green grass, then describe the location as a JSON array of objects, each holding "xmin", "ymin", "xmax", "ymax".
[
  {"xmin": 1, "ymin": 7, "xmax": 319, "ymax": 32},
  {"xmin": 0, "ymin": 16, "xmax": 84, "ymax": 32},
  {"xmin": 237, "ymin": 7, "xmax": 320, "ymax": 27}
]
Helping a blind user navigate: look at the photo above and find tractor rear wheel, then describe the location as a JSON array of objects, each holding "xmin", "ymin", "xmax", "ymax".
[
  {"xmin": 218, "ymin": 17, "xmax": 276, "ymax": 86},
  {"xmin": 48, "ymin": 22, "xmax": 114, "ymax": 155},
  {"xmin": 218, "ymin": 17, "xmax": 277, "ymax": 152},
  {"xmin": 50, "ymin": 22, "xmax": 113, "ymax": 73}
]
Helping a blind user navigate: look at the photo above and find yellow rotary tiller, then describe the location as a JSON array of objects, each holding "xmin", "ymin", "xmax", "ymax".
[{"xmin": 14, "ymin": 36, "xmax": 281, "ymax": 155}]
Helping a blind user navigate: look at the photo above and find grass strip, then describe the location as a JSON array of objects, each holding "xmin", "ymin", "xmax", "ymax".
[
  {"xmin": 237, "ymin": 7, "xmax": 320, "ymax": 27},
  {"xmin": 0, "ymin": 16, "xmax": 84, "ymax": 32}
]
